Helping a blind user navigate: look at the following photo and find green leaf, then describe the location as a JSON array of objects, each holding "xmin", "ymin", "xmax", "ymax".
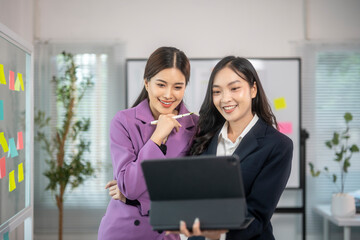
[
  {"xmin": 309, "ymin": 162, "xmax": 321, "ymax": 177},
  {"xmin": 332, "ymin": 174, "xmax": 337, "ymax": 183},
  {"xmin": 332, "ymin": 132, "xmax": 339, "ymax": 145},
  {"xmin": 335, "ymin": 151, "xmax": 343, "ymax": 162},
  {"xmin": 325, "ymin": 141, "xmax": 332, "ymax": 149},
  {"xmin": 344, "ymin": 112, "xmax": 352, "ymax": 123},
  {"xmin": 343, "ymin": 158, "xmax": 351, "ymax": 173},
  {"xmin": 350, "ymin": 144, "xmax": 359, "ymax": 153}
]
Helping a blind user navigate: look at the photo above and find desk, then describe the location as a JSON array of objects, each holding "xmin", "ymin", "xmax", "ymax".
[{"xmin": 314, "ymin": 204, "xmax": 360, "ymax": 240}]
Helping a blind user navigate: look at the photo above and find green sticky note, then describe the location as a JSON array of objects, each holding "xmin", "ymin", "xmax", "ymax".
[
  {"xmin": 3, "ymin": 231, "xmax": 9, "ymax": 240},
  {"xmin": 0, "ymin": 100, "xmax": 4, "ymax": 120},
  {"xmin": 8, "ymin": 138, "xmax": 18, "ymax": 158},
  {"xmin": 14, "ymin": 73, "xmax": 24, "ymax": 91}
]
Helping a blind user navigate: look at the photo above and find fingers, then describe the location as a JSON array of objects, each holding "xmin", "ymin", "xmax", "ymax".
[
  {"xmin": 192, "ymin": 218, "xmax": 202, "ymax": 235},
  {"xmin": 104, "ymin": 180, "xmax": 117, "ymax": 189},
  {"xmin": 180, "ymin": 220, "xmax": 192, "ymax": 237},
  {"xmin": 151, "ymin": 115, "xmax": 183, "ymax": 145}
]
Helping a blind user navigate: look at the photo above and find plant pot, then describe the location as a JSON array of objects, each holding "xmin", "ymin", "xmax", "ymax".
[{"xmin": 331, "ymin": 193, "xmax": 356, "ymax": 217}]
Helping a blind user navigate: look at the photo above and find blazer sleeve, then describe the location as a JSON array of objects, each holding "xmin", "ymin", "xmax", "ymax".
[
  {"xmin": 227, "ymin": 135, "xmax": 293, "ymax": 239},
  {"xmin": 110, "ymin": 113, "xmax": 166, "ymax": 201}
]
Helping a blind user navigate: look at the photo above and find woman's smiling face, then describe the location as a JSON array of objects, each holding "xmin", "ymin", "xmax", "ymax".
[
  {"xmin": 145, "ymin": 67, "xmax": 186, "ymax": 120},
  {"xmin": 212, "ymin": 67, "xmax": 257, "ymax": 125}
]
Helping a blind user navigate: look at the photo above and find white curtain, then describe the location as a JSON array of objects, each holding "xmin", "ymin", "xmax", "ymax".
[
  {"xmin": 34, "ymin": 41, "xmax": 125, "ymax": 234},
  {"xmin": 299, "ymin": 42, "xmax": 360, "ymax": 239}
]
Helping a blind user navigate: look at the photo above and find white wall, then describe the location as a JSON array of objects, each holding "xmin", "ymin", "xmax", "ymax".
[
  {"xmin": 33, "ymin": 0, "xmax": 360, "ymax": 58},
  {"xmin": 34, "ymin": 0, "xmax": 304, "ymax": 58},
  {"xmin": 0, "ymin": 0, "xmax": 34, "ymax": 44}
]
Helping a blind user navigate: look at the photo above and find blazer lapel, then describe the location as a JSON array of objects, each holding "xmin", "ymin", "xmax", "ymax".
[
  {"xmin": 233, "ymin": 119, "xmax": 267, "ymax": 162},
  {"xmin": 135, "ymin": 100, "xmax": 157, "ymax": 145}
]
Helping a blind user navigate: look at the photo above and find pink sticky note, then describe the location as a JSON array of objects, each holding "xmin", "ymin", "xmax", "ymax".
[
  {"xmin": 278, "ymin": 122, "xmax": 293, "ymax": 134},
  {"xmin": 0, "ymin": 156, "xmax": 5, "ymax": 179},
  {"xmin": 17, "ymin": 132, "xmax": 24, "ymax": 150},
  {"xmin": 9, "ymin": 70, "xmax": 15, "ymax": 90}
]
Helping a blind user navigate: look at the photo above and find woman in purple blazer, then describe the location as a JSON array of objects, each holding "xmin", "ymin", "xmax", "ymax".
[{"xmin": 98, "ymin": 47, "xmax": 198, "ymax": 240}]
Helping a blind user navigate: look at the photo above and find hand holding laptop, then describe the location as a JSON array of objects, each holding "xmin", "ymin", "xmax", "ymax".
[{"xmin": 166, "ymin": 218, "xmax": 228, "ymax": 239}]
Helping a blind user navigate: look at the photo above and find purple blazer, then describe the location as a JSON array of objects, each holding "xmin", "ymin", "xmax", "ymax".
[{"xmin": 98, "ymin": 99, "xmax": 198, "ymax": 240}]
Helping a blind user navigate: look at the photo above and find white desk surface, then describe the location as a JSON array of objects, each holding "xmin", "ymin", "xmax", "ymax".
[{"xmin": 314, "ymin": 204, "xmax": 360, "ymax": 226}]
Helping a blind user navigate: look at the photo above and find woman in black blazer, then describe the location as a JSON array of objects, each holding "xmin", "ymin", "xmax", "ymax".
[{"xmin": 179, "ymin": 56, "xmax": 293, "ymax": 240}]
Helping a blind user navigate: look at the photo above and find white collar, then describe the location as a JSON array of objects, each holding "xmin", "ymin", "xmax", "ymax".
[{"xmin": 218, "ymin": 114, "xmax": 259, "ymax": 143}]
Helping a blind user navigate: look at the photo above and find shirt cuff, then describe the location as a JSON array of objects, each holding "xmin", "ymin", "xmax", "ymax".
[{"xmin": 156, "ymin": 143, "xmax": 167, "ymax": 155}]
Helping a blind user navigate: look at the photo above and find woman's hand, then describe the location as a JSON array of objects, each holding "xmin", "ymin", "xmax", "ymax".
[
  {"xmin": 105, "ymin": 180, "xmax": 126, "ymax": 202},
  {"xmin": 151, "ymin": 114, "xmax": 182, "ymax": 145},
  {"xmin": 166, "ymin": 218, "xmax": 227, "ymax": 240}
]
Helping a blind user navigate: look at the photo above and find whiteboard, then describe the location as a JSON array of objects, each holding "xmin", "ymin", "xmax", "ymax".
[
  {"xmin": 0, "ymin": 23, "xmax": 33, "ymax": 239},
  {"xmin": 126, "ymin": 58, "xmax": 301, "ymax": 188}
]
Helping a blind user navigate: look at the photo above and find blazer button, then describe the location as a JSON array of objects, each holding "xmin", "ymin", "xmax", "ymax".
[{"xmin": 134, "ymin": 220, "xmax": 140, "ymax": 226}]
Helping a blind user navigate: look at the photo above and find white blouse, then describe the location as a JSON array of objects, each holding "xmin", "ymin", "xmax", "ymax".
[{"xmin": 216, "ymin": 114, "xmax": 259, "ymax": 156}]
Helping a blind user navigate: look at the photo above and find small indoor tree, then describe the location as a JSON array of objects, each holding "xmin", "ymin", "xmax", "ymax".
[
  {"xmin": 309, "ymin": 112, "xmax": 359, "ymax": 193},
  {"xmin": 35, "ymin": 52, "xmax": 94, "ymax": 240}
]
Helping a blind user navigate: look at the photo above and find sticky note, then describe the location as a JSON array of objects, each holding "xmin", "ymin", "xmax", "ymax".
[
  {"xmin": 0, "ymin": 132, "xmax": 9, "ymax": 152},
  {"xmin": 8, "ymin": 138, "xmax": 18, "ymax": 158},
  {"xmin": 0, "ymin": 100, "xmax": 4, "ymax": 120},
  {"xmin": 18, "ymin": 162, "xmax": 24, "ymax": 182},
  {"xmin": 14, "ymin": 73, "xmax": 24, "ymax": 91},
  {"xmin": 3, "ymin": 232, "xmax": 9, "ymax": 240},
  {"xmin": 274, "ymin": 97, "xmax": 287, "ymax": 110},
  {"xmin": 278, "ymin": 122, "xmax": 293, "ymax": 134},
  {"xmin": 17, "ymin": 131, "xmax": 24, "ymax": 149},
  {"xmin": 9, "ymin": 170, "xmax": 16, "ymax": 192},
  {"xmin": 0, "ymin": 156, "xmax": 5, "ymax": 179},
  {"xmin": 0, "ymin": 64, "xmax": 6, "ymax": 84},
  {"xmin": 9, "ymin": 70, "xmax": 15, "ymax": 90}
]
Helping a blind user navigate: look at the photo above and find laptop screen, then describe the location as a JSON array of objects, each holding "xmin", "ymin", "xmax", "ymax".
[{"xmin": 141, "ymin": 155, "xmax": 245, "ymax": 201}]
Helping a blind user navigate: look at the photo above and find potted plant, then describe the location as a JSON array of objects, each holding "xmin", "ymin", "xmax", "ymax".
[
  {"xmin": 309, "ymin": 112, "xmax": 359, "ymax": 217},
  {"xmin": 35, "ymin": 52, "xmax": 95, "ymax": 240}
]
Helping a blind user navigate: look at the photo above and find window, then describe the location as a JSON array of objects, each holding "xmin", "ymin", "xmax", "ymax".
[
  {"xmin": 34, "ymin": 43, "xmax": 125, "ymax": 234},
  {"xmin": 302, "ymin": 44, "xmax": 360, "ymax": 238}
]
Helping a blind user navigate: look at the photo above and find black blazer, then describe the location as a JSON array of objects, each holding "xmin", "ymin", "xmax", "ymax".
[{"xmin": 189, "ymin": 118, "xmax": 293, "ymax": 240}]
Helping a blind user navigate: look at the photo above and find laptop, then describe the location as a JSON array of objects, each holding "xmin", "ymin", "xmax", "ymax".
[{"xmin": 141, "ymin": 155, "xmax": 254, "ymax": 231}]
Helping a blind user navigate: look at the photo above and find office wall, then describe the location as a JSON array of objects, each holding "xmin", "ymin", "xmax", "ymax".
[
  {"xmin": 34, "ymin": 0, "xmax": 360, "ymax": 58},
  {"xmin": 0, "ymin": 0, "xmax": 34, "ymax": 44},
  {"xmin": 34, "ymin": 0, "xmax": 303, "ymax": 58}
]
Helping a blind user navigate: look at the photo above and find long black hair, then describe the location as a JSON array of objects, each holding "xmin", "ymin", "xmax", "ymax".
[
  {"xmin": 132, "ymin": 46, "xmax": 190, "ymax": 107},
  {"xmin": 190, "ymin": 56, "xmax": 277, "ymax": 155}
]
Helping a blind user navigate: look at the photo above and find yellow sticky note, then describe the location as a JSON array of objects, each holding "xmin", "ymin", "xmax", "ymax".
[
  {"xmin": 18, "ymin": 162, "xmax": 24, "ymax": 182},
  {"xmin": 0, "ymin": 132, "xmax": 9, "ymax": 152},
  {"xmin": 9, "ymin": 170, "xmax": 16, "ymax": 192},
  {"xmin": 0, "ymin": 64, "xmax": 6, "ymax": 84},
  {"xmin": 14, "ymin": 73, "xmax": 24, "ymax": 91},
  {"xmin": 274, "ymin": 97, "xmax": 287, "ymax": 110}
]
